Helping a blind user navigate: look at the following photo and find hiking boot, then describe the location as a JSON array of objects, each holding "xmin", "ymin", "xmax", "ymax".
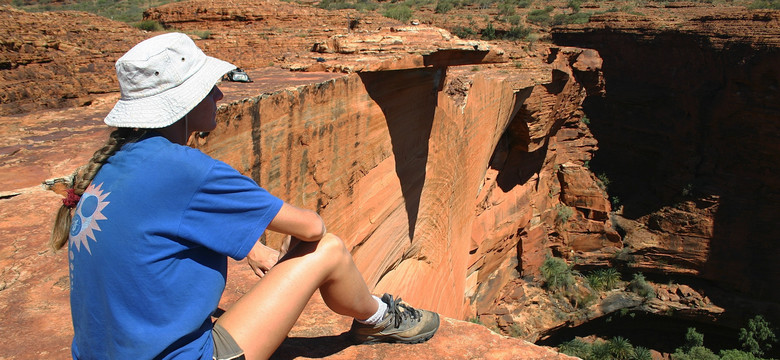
[{"xmin": 349, "ymin": 293, "xmax": 440, "ymax": 344}]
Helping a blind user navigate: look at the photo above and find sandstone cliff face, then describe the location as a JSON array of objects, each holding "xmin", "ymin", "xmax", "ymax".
[
  {"xmin": 7, "ymin": 0, "xmax": 779, "ymax": 357},
  {"xmin": 0, "ymin": 3, "xmax": 609, "ymax": 357},
  {"xmin": 190, "ymin": 42, "xmax": 609, "ymax": 320},
  {"xmin": 552, "ymin": 10, "xmax": 780, "ymax": 305}
]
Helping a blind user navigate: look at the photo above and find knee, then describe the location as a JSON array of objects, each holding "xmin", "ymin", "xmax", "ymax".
[{"xmin": 317, "ymin": 233, "xmax": 350, "ymax": 262}]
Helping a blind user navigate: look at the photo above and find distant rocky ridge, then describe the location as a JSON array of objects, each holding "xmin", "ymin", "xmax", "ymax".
[{"xmin": 0, "ymin": 6, "xmax": 147, "ymax": 115}]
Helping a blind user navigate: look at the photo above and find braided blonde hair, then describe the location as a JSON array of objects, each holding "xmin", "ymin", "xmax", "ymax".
[{"xmin": 50, "ymin": 128, "xmax": 144, "ymax": 251}]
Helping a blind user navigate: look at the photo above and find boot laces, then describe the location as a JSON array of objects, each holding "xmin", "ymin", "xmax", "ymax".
[{"xmin": 386, "ymin": 295, "xmax": 422, "ymax": 329}]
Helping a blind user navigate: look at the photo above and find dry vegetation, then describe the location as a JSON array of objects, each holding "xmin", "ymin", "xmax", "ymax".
[{"xmin": 10, "ymin": 0, "xmax": 774, "ymax": 46}]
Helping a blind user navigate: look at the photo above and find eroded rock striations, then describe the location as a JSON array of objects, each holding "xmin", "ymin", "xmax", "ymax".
[
  {"xmin": 0, "ymin": 2, "xmax": 605, "ymax": 357},
  {"xmin": 191, "ymin": 42, "xmax": 609, "ymax": 320},
  {"xmin": 6, "ymin": 0, "xmax": 780, "ymax": 357}
]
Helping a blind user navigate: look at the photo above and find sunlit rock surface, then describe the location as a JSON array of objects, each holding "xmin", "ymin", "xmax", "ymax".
[{"xmin": 0, "ymin": 2, "xmax": 605, "ymax": 357}]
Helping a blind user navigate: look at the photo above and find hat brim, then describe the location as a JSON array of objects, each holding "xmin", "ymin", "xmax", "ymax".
[{"xmin": 104, "ymin": 56, "xmax": 236, "ymax": 129}]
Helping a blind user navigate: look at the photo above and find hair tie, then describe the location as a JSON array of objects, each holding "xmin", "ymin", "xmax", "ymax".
[{"xmin": 62, "ymin": 188, "xmax": 81, "ymax": 209}]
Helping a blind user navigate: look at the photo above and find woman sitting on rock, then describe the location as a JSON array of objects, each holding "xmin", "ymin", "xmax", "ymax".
[{"xmin": 51, "ymin": 32, "xmax": 439, "ymax": 360}]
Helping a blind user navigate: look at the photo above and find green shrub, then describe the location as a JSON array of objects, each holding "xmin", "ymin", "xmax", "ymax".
[
  {"xmin": 560, "ymin": 332, "xmax": 776, "ymax": 360},
  {"xmin": 551, "ymin": 12, "xmax": 591, "ymax": 26},
  {"xmin": 318, "ymin": 0, "xmax": 346, "ymax": 9},
  {"xmin": 587, "ymin": 268, "xmax": 621, "ymax": 292},
  {"xmin": 673, "ymin": 346, "xmax": 719, "ymax": 360},
  {"xmin": 590, "ymin": 340, "xmax": 613, "ymax": 360},
  {"xmin": 357, "ymin": 0, "xmax": 381, "ymax": 11},
  {"xmin": 435, "ymin": 0, "xmax": 454, "ymax": 13},
  {"xmin": 629, "ymin": 273, "xmax": 655, "ymax": 299},
  {"xmin": 719, "ymin": 349, "xmax": 761, "ymax": 360},
  {"xmin": 635, "ymin": 346, "xmax": 653, "ymax": 360},
  {"xmin": 559, "ymin": 337, "xmax": 661, "ymax": 360},
  {"xmin": 526, "ymin": 6, "xmax": 553, "ymax": 26},
  {"xmin": 404, "ymin": 0, "xmax": 436, "ymax": 8},
  {"xmin": 587, "ymin": 273, "xmax": 604, "ymax": 291},
  {"xmin": 505, "ymin": 25, "xmax": 531, "ymax": 40},
  {"xmin": 559, "ymin": 338, "xmax": 591, "ymax": 358},
  {"xmin": 506, "ymin": 14, "xmax": 522, "ymax": 25},
  {"xmin": 684, "ymin": 327, "xmax": 706, "ymax": 351},
  {"xmin": 383, "ymin": 4, "xmax": 413, "ymax": 22},
  {"xmin": 478, "ymin": 0, "xmax": 495, "ymax": 8},
  {"xmin": 739, "ymin": 315, "xmax": 777, "ymax": 357},
  {"xmin": 609, "ymin": 336, "xmax": 635, "ymax": 360},
  {"xmin": 481, "ymin": 22, "xmax": 497, "ymax": 40},
  {"xmin": 15, "ymin": 0, "xmax": 160, "ymax": 22},
  {"xmin": 568, "ymin": 0, "xmax": 581, "ymax": 12},
  {"xmin": 540, "ymin": 256, "xmax": 575, "ymax": 291},
  {"xmin": 748, "ymin": 0, "xmax": 780, "ymax": 9},
  {"xmin": 498, "ymin": 2, "xmax": 516, "ymax": 16},
  {"xmin": 597, "ymin": 172, "xmax": 610, "ymax": 191},
  {"xmin": 319, "ymin": 0, "xmax": 354, "ymax": 8},
  {"xmin": 452, "ymin": 26, "xmax": 476, "ymax": 38},
  {"xmin": 556, "ymin": 203, "xmax": 574, "ymax": 224},
  {"xmin": 133, "ymin": 20, "xmax": 163, "ymax": 31},
  {"xmin": 190, "ymin": 30, "xmax": 212, "ymax": 40}
]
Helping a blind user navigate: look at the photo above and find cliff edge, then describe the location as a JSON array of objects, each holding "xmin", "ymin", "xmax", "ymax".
[{"xmin": 0, "ymin": 1, "xmax": 599, "ymax": 357}]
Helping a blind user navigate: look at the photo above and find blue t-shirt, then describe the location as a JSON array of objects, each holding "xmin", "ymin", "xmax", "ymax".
[{"xmin": 67, "ymin": 133, "xmax": 283, "ymax": 359}]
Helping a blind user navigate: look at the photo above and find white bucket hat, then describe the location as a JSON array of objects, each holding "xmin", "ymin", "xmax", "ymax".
[{"xmin": 104, "ymin": 32, "xmax": 236, "ymax": 128}]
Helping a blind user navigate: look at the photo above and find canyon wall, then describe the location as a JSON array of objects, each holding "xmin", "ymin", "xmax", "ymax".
[
  {"xmin": 189, "ymin": 43, "xmax": 611, "ymax": 319},
  {"xmin": 552, "ymin": 10, "xmax": 780, "ymax": 304},
  {"xmin": 6, "ymin": 0, "xmax": 779, "ymax": 357},
  {"xmin": 0, "ymin": 3, "xmax": 610, "ymax": 356}
]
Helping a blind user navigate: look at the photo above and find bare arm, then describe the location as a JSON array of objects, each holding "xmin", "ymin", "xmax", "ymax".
[
  {"xmin": 266, "ymin": 202, "xmax": 326, "ymax": 242},
  {"xmin": 246, "ymin": 202, "xmax": 324, "ymax": 277}
]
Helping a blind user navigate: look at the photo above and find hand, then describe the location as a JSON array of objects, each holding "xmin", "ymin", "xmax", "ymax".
[
  {"xmin": 277, "ymin": 235, "xmax": 301, "ymax": 262},
  {"xmin": 247, "ymin": 241, "xmax": 280, "ymax": 278}
]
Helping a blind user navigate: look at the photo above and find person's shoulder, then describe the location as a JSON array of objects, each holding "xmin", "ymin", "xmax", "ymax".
[
  {"xmin": 127, "ymin": 133, "xmax": 218, "ymax": 172},
  {"xmin": 140, "ymin": 133, "xmax": 213, "ymax": 158}
]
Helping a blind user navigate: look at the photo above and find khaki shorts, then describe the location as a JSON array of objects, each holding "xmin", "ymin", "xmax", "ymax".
[{"xmin": 212, "ymin": 323, "xmax": 245, "ymax": 360}]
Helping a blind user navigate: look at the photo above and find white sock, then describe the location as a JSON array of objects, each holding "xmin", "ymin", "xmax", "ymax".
[{"xmin": 356, "ymin": 295, "xmax": 387, "ymax": 325}]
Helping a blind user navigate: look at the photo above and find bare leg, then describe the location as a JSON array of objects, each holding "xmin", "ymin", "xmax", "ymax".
[{"xmin": 216, "ymin": 233, "xmax": 378, "ymax": 360}]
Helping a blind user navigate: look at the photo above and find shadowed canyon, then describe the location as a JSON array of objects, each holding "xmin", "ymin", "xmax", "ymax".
[{"xmin": 1, "ymin": 0, "xmax": 779, "ymax": 358}]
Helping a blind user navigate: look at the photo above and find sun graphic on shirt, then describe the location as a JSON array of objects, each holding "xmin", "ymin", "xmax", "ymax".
[{"xmin": 69, "ymin": 182, "xmax": 110, "ymax": 255}]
